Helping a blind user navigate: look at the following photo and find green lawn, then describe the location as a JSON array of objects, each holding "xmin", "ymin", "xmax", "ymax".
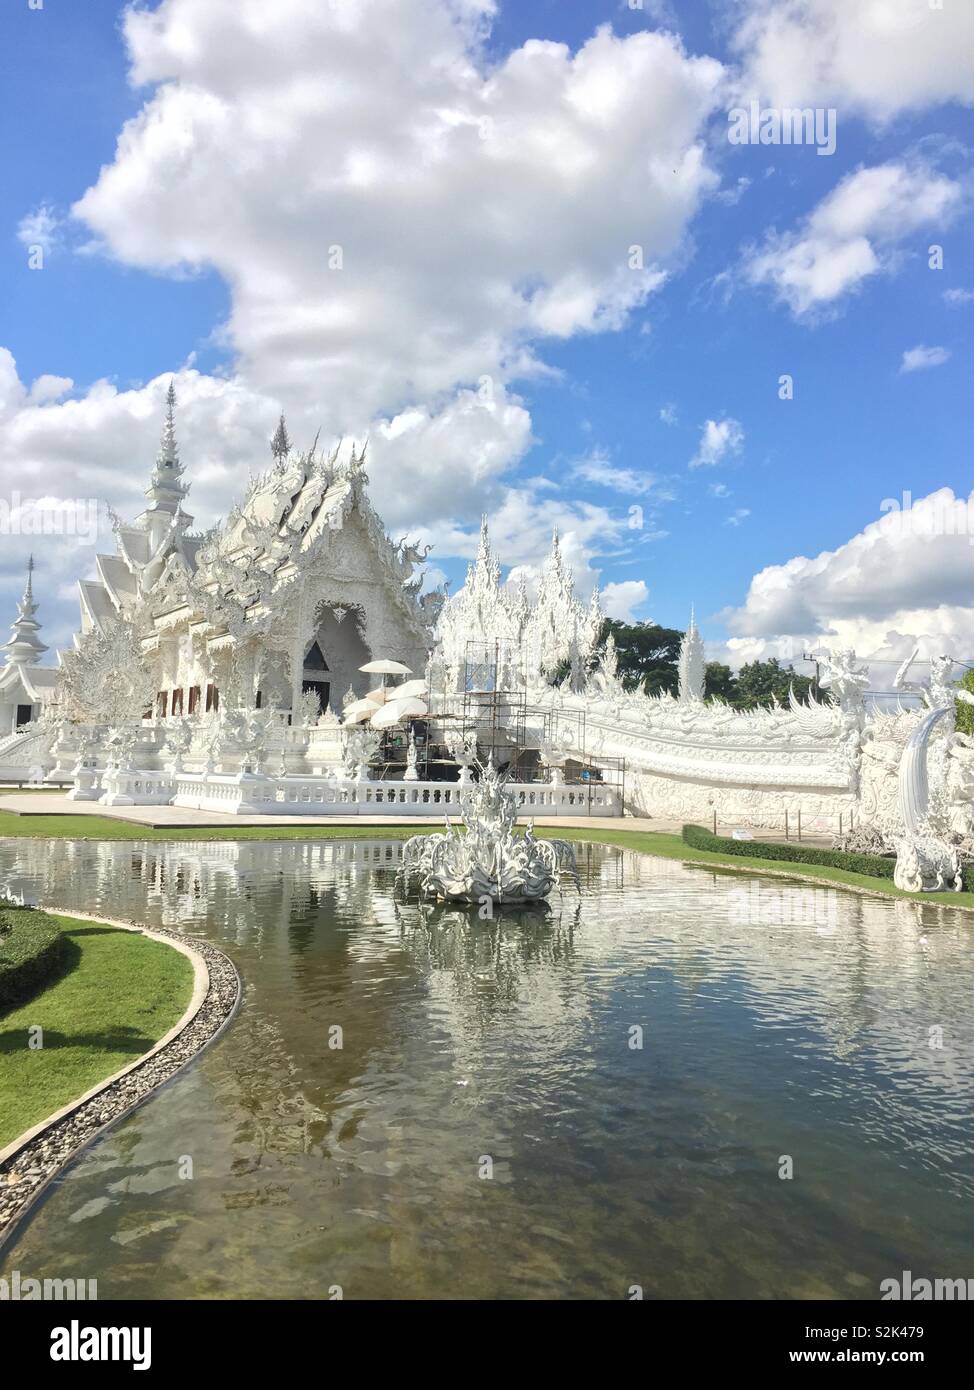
[
  {"xmin": 0, "ymin": 808, "xmax": 427, "ymax": 841},
  {"xmin": 0, "ymin": 917, "xmax": 194, "ymax": 1150}
]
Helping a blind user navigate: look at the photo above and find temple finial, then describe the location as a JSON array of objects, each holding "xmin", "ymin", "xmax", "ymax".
[
  {"xmin": 271, "ymin": 413, "xmax": 291, "ymax": 462},
  {"xmin": 156, "ymin": 379, "xmax": 180, "ymax": 469}
]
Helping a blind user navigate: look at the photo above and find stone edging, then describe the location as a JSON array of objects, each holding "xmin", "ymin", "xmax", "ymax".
[{"xmin": 0, "ymin": 910, "xmax": 240, "ymax": 1254}]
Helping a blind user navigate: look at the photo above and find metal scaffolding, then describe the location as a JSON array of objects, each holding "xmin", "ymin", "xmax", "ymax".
[{"xmin": 417, "ymin": 639, "xmax": 626, "ymax": 807}]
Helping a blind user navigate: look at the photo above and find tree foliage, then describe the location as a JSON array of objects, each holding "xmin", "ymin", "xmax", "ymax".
[
  {"xmin": 703, "ymin": 662, "xmax": 737, "ymax": 702},
  {"xmin": 956, "ymin": 668, "xmax": 974, "ymax": 736},
  {"xmin": 732, "ymin": 657, "xmax": 814, "ymax": 710},
  {"xmin": 599, "ymin": 619, "xmax": 683, "ymax": 696}
]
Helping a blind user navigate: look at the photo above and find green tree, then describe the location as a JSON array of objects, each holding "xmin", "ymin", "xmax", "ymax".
[
  {"xmin": 599, "ymin": 619, "xmax": 683, "ymax": 696},
  {"xmin": 704, "ymin": 661, "xmax": 738, "ymax": 703},
  {"xmin": 956, "ymin": 668, "xmax": 974, "ymax": 736},
  {"xmin": 733, "ymin": 657, "xmax": 813, "ymax": 710}
]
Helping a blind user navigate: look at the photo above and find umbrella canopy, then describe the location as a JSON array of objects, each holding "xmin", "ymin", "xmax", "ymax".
[
  {"xmin": 391, "ymin": 678, "xmax": 428, "ymax": 700},
  {"xmin": 365, "ymin": 685, "xmax": 389, "ymax": 705},
  {"xmin": 360, "ymin": 659, "xmax": 412, "ymax": 676},
  {"xmin": 370, "ymin": 696, "xmax": 428, "ymax": 728},
  {"xmin": 343, "ymin": 698, "xmax": 382, "ymax": 723}
]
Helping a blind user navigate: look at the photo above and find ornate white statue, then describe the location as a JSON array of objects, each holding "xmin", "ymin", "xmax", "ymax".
[
  {"xmin": 539, "ymin": 724, "xmax": 576, "ymax": 786},
  {"xmin": 398, "ymin": 760, "xmax": 579, "ymax": 904},
  {"xmin": 893, "ymin": 648, "xmax": 971, "ymax": 714},
  {"xmin": 161, "ymin": 717, "xmax": 193, "ymax": 773},
  {"xmin": 819, "ymin": 648, "xmax": 870, "ymax": 717},
  {"xmin": 403, "ymin": 727, "xmax": 419, "ymax": 781},
  {"xmin": 342, "ymin": 725, "xmax": 380, "ymax": 780},
  {"xmin": 446, "ymin": 728, "xmax": 478, "ymax": 785}
]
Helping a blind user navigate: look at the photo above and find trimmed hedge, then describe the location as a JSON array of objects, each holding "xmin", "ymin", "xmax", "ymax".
[
  {"xmin": 681, "ymin": 824, "xmax": 974, "ymax": 893},
  {"xmin": 0, "ymin": 907, "xmax": 72, "ymax": 1010}
]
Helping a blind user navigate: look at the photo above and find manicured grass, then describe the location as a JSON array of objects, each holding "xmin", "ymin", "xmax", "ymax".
[
  {"xmin": 0, "ymin": 916, "xmax": 194, "ymax": 1150},
  {"xmin": 0, "ymin": 809, "xmax": 425, "ymax": 841},
  {"xmin": 0, "ymin": 906, "xmax": 71, "ymax": 1009}
]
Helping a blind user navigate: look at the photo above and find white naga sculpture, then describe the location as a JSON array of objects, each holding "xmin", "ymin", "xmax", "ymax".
[
  {"xmin": 398, "ymin": 760, "xmax": 579, "ymax": 904},
  {"xmin": 888, "ymin": 653, "xmax": 974, "ymax": 892},
  {"xmin": 894, "ymin": 707, "xmax": 964, "ymax": 893}
]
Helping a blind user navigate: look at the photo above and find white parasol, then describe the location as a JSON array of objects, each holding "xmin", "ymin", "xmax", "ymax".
[
  {"xmin": 359, "ymin": 659, "xmax": 412, "ymax": 676},
  {"xmin": 391, "ymin": 678, "xmax": 428, "ymax": 700},
  {"xmin": 343, "ymin": 698, "xmax": 382, "ymax": 724},
  {"xmin": 370, "ymin": 696, "xmax": 428, "ymax": 728}
]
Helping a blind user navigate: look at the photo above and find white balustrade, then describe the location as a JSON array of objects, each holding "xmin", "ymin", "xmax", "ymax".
[{"xmin": 169, "ymin": 771, "xmax": 621, "ymax": 817}]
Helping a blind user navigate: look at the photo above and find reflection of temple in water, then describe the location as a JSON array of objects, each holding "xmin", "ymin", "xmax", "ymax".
[{"xmin": 0, "ymin": 837, "xmax": 410, "ymax": 943}]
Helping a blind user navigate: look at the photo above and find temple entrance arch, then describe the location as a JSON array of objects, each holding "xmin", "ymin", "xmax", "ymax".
[{"xmin": 303, "ymin": 602, "xmax": 370, "ymax": 714}]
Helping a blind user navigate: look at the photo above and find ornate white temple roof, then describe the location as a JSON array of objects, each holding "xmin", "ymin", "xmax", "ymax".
[
  {"xmin": 435, "ymin": 516, "xmax": 603, "ymax": 688},
  {"xmin": 72, "ymin": 392, "xmax": 441, "ymax": 666}
]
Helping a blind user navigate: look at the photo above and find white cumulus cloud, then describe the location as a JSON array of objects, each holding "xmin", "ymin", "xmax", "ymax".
[
  {"xmin": 2, "ymin": 0, "xmax": 731, "ymax": 638},
  {"xmin": 745, "ymin": 161, "xmax": 962, "ymax": 318},
  {"xmin": 733, "ymin": 0, "xmax": 974, "ymax": 123},
  {"xmin": 601, "ymin": 580, "xmax": 650, "ymax": 622},
  {"xmin": 721, "ymin": 487, "xmax": 974, "ymax": 663}
]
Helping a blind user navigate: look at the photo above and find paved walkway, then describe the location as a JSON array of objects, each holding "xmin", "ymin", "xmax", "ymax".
[
  {"xmin": 0, "ymin": 792, "xmax": 836, "ymax": 844},
  {"xmin": 0, "ymin": 790, "xmax": 676, "ymax": 833}
]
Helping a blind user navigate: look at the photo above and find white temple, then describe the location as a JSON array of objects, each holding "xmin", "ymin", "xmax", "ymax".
[
  {"xmin": 66, "ymin": 384, "xmax": 438, "ymax": 722},
  {"xmin": 2, "ymin": 386, "xmax": 974, "ymax": 891}
]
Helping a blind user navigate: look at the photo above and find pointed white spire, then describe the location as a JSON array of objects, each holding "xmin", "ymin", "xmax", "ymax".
[
  {"xmin": 157, "ymin": 379, "xmax": 180, "ymax": 468},
  {"xmin": 146, "ymin": 379, "xmax": 189, "ymax": 511},
  {"xmin": 677, "ymin": 604, "xmax": 705, "ymax": 702},
  {"xmin": 3, "ymin": 555, "xmax": 49, "ymax": 667}
]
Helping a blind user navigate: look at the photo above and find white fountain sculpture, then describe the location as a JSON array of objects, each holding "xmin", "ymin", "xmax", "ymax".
[{"xmin": 399, "ymin": 759, "xmax": 579, "ymax": 904}]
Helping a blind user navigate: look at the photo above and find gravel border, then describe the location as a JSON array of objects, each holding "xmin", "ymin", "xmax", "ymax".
[{"xmin": 0, "ymin": 912, "xmax": 240, "ymax": 1254}]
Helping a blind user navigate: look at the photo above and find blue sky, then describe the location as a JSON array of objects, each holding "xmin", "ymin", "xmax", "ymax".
[{"xmin": 1, "ymin": 0, "xmax": 973, "ymax": 669}]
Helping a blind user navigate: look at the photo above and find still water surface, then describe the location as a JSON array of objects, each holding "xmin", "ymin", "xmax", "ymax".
[{"xmin": 1, "ymin": 837, "xmax": 972, "ymax": 1299}]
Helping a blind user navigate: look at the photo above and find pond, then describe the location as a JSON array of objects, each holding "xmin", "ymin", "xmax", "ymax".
[{"xmin": 1, "ymin": 837, "xmax": 972, "ymax": 1299}]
